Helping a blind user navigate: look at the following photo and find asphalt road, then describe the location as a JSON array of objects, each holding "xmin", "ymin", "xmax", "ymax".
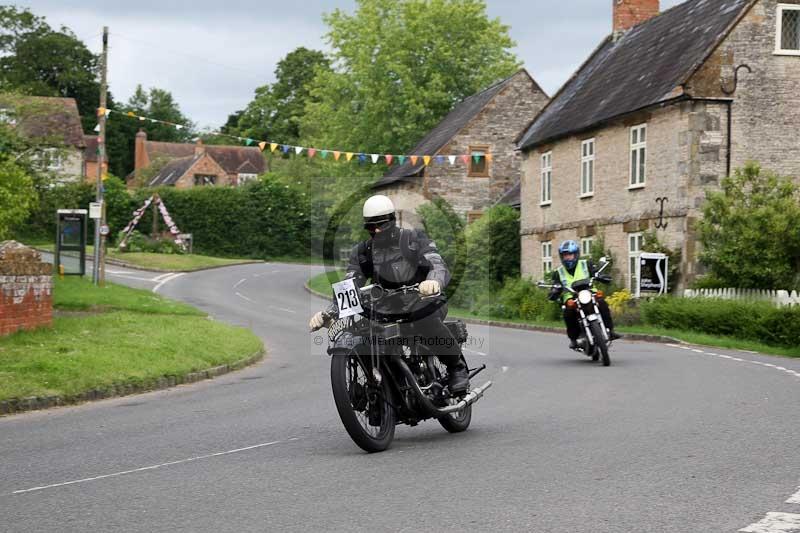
[{"xmin": 2, "ymin": 261, "xmax": 799, "ymax": 532}]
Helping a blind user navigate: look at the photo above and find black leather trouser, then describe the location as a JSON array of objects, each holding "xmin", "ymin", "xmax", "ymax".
[
  {"xmin": 406, "ymin": 304, "xmax": 463, "ymax": 368},
  {"xmin": 563, "ymin": 297, "xmax": 614, "ymax": 340}
]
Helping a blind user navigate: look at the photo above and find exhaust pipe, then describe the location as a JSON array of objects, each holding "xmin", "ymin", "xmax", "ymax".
[
  {"xmin": 391, "ymin": 356, "xmax": 492, "ymax": 419},
  {"xmin": 437, "ymin": 381, "xmax": 492, "ymax": 414}
]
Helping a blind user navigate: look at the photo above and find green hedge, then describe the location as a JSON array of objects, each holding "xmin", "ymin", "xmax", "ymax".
[
  {"xmin": 14, "ymin": 177, "xmax": 317, "ymax": 259},
  {"xmin": 641, "ymin": 297, "xmax": 800, "ymax": 348}
]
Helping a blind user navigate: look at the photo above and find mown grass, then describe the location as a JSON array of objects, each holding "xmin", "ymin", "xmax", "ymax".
[
  {"xmin": 0, "ymin": 277, "xmax": 263, "ymax": 403},
  {"xmin": 305, "ymin": 272, "xmax": 800, "ymax": 358}
]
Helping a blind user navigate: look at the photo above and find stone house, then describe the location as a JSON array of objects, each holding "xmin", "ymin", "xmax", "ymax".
[
  {"xmin": 517, "ymin": 0, "xmax": 800, "ymax": 291},
  {"xmin": 0, "ymin": 96, "xmax": 105, "ymax": 182},
  {"xmin": 373, "ymin": 69, "xmax": 549, "ymax": 227},
  {"xmin": 132, "ymin": 130, "xmax": 266, "ymax": 188}
]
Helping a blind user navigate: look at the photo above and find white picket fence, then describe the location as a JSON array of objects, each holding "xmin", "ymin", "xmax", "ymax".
[{"xmin": 683, "ymin": 288, "xmax": 800, "ymax": 307}]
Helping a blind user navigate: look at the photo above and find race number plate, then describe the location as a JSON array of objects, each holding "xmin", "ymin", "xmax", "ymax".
[{"xmin": 332, "ymin": 278, "xmax": 364, "ymax": 318}]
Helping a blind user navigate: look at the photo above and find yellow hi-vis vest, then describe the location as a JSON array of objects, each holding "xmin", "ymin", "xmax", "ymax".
[{"xmin": 556, "ymin": 259, "xmax": 592, "ymax": 304}]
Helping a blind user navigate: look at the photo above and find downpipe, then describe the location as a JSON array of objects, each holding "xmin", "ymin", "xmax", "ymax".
[{"xmin": 390, "ymin": 355, "xmax": 492, "ymax": 419}]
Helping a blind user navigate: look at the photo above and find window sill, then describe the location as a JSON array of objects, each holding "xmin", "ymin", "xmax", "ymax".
[
  {"xmin": 539, "ymin": 201, "xmax": 552, "ymax": 207},
  {"xmin": 773, "ymin": 49, "xmax": 800, "ymax": 56},
  {"xmin": 628, "ymin": 183, "xmax": 646, "ymax": 191},
  {"xmin": 579, "ymin": 193, "xmax": 594, "ymax": 199}
]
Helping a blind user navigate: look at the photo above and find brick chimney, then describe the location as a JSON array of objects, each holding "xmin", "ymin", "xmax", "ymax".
[
  {"xmin": 134, "ymin": 129, "xmax": 148, "ymax": 171},
  {"xmin": 194, "ymin": 139, "xmax": 205, "ymax": 156},
  {"xmin": 613, "ymin": 0, "xmax": 659, "ymax": 38}
]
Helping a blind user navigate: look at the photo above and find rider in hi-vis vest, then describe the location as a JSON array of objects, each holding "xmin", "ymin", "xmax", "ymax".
[{"xmin": 548, "ymin": 240, "xmax": 621, "ymax": 349}]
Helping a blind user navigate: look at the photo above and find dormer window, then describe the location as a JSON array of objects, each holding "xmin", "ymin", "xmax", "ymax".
[{"xmin": 776, "ymin": 4, "xmax": 800, "ymax": 55}]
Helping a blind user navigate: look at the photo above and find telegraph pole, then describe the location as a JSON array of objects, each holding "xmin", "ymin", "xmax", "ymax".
[{"xmin": 93, "ymin": 26, "xmax": 109, "ymax": 285}]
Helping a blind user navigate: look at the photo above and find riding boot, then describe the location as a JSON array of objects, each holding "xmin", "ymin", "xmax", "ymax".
[{"xmin": 447, "ymin": 362, "xmax": 470, "ymax": 394}]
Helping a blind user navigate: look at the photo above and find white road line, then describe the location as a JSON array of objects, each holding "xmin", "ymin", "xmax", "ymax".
[
  {"xmin": 501, "ymin": 366, "xmax": 509, "ymax": 373},
  {"xmin": 233, "ymin": 278, "xmax": 247, "ymax": 289},
  {"xmin": 106, "ymin": 273, "xmax": 160, "ymax": 283},
  {"xmin": 463, "ymin": 348, "xmax": 487, "ymax": 357},
  {"xmin": 269, "ymin": 305, "xmax": 297, "ymax": 314},
  {"xmin": 667, "ymin": 345, "xmax": 800, "ymax": 382},
  {"xmin": 235, "ymin": 292, "xmax": 256, "ymax": 304},
  {"xmin": 739, "ymin": 512, "xmax": 800, "ymax": 532},
  {"xmin": 152, "ymin": 272, "xmax": 177, "ymax": 282},
  {"xmin": 788, "ymin": 487, "xmax": 800, "ymax": 504},
  {"xmin": 152, "ymin": 273, "xmax": 185, "ymax": 293},
  {"xmin": 11, "ymin": 438, "xmax": 300, "ymax": 495}
]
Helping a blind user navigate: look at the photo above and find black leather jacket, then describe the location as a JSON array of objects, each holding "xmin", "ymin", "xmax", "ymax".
[{"xmin": 327, "ymin": 226, "xmax": 450, "ymax": 319}]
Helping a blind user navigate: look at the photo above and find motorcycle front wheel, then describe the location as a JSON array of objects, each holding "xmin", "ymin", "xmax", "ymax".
[
  {"xmin": 589, "ymin": 321, "xmax": 611, "ymax": 367},
  {"xmin": 331, "ymin": 352, "xmax": 396, "ymax": 453}
]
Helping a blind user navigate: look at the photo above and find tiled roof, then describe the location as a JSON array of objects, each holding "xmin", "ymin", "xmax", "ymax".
[
  {"xmin": 1, "ymin": 96, "xmax": 86, "ymax": 148},
  {"xmin": 146, "ymin": 155, "xmax": 200, "ymax": 186},
  {"xmin": 495, "ymin": 181, "xmax": 520, "ymax": 209},
  {"xmin": 144, "ymin": 141, "xmax": 266, "ymax": 175},
  {"xmin": 376, "ymin": 70, "xmax": 532, "ymax": 187},
  {"xmin": 518, "ymin": 0, "xmax": 753, "ymax": 150}
]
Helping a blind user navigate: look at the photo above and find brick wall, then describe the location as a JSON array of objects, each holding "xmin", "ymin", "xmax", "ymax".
[
  {"xmin": 613, "ymin": 0, "xmax": 660, "ymax": 34},
  {"xmin": 174, "ymin": 153, "xmax": 230, "ymax": 189},
  {"xmin": 0, "ymin": 242, "xmax": 54, "ymax": 337}
]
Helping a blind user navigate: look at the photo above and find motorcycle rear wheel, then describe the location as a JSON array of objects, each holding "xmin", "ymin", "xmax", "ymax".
[
  {"xmin": 589, "ymin": 322, "xmax": 611, "ymax": 367},
  {"xmin": 331, "ymin": 352, "xmax": 396, "ymax": 452}
]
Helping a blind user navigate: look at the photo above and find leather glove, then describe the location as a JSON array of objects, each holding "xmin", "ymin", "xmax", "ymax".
[
  {"xmin": 309, "ymin": 311, "xmax": 331, "ymax": 332},
  {"xmin": 419, "ymin": 280, "xmax": 441, "ymax": 296}
]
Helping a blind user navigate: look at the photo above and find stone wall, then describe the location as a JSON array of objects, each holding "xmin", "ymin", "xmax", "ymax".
[{"xmin": 0, "ymin": 242, "xmax": 53, "ymax": 337}]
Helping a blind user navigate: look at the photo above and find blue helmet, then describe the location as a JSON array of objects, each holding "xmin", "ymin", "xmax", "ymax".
[{"xmin": 558, "ymin": 240, "xmax": 580, "ymax": 270}]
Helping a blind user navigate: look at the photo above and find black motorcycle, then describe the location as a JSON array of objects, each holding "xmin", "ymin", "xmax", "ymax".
[
  {"xmin": 321, "ymin": 282, "xmax": 492, "ymax": 452},
  {"xmin": 538, "ymin": 260, "xmax": 614, "ymax": 366}
]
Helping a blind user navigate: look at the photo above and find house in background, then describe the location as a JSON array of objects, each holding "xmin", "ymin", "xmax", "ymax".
[
  {"xmin": 0, "ymin": 96, "xmax": 104, "ymax": 182},
  {"xmin": 373, "ymin": 69, "xmax": 549, "ymax": 227},
  {"xmin": 517, "ymin": 0, "xmax": 800, "ymax": 290},
  {"xmin": 132, "ymin": 130, "xmax": 266, "ymax": 188}
]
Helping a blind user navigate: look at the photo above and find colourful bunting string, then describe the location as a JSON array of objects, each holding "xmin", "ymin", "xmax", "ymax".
[{"xmin": 101, "ymin": 107, "xmax": 509, "ymax": 169}]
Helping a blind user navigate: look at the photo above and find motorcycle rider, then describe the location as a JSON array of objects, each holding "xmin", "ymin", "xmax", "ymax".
[
  {"xmin": 548, "ymin": 240, "xmax": 621, "ymax": 350},
  {"xmin": 309, "ymin": 195, "xmax": 470, "ymax": 393}
]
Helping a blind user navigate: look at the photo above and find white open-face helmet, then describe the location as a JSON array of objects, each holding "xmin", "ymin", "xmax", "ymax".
[{"xmin": 362, "ymin": 195, "xmax": 396, "ymax": 233}]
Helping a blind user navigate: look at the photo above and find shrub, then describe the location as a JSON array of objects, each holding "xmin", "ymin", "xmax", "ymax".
[{"xmin": 640, "ymin": 296, "xmax": 800, "ymax": 348}]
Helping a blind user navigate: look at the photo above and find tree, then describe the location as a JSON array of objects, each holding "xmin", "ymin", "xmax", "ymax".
[
  {"xmin": 235, "ymin": 47, "xmax": 331, "ymax": 145},
  {"xmin": 697, "ymin": 163, "xmax": 800, "ymax": 290},
  {"xmin": 106, "ymin": 85, "xmax": 195, "ymax": 177},
  {"xmin": 0, "ymin": 123, "xmax": 35, "ymax": 239},
  {"xmin": 301, "ymin": 0, "xmax": 520, "ymax": 155}
]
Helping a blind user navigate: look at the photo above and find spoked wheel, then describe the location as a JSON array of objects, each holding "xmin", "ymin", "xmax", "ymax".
[
  {"xmin": 589, "ymin": 322, "xmax": 611, "ymax": 367},
  {"xmin": 427, "ymin": 356, "xmax": 472, "ymax": 433},
  {"xmin": 330, "ymin": 352, "xmax": 395, "ymax": 453}
]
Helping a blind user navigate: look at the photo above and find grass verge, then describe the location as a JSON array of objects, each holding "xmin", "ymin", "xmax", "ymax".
[
  {"xmin": 305, "ymin": 272, "xmax": 800, "ymax": 358},
  {"xmin": 0, "ymin": 277, "xmax": 263, "ymax": 403}
]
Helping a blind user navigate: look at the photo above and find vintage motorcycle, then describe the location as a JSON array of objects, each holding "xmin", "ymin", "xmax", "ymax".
[
  {"xmin": 319, "ymin": 281, "xmax": 492, "ymax": 453},
  {"xmin": 538, "ymin": 259, "xmax": 614, "ymax": 366}
]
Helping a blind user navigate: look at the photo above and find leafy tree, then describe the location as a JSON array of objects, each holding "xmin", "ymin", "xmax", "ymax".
[
  {"xmin": 697, "ymin": 163, "xmax": 800, "ymax": 290},
  {"xmin": 0, "ymin": 6, "xmax": 48, "ymax": 53},
  {"xmin": 234, "ymin": 47, "xmax": 331, "ymax": 145},
  {"xmin": 302, "ymin": 0, "xmax": 520, "ymax": 155},
  {"xmin": 463, "ymin": 205, "xmax": 520, "ymax": 284},
  {"xmin": 0, "ymin": 121, "xmax": 36, "ymax": 239}
]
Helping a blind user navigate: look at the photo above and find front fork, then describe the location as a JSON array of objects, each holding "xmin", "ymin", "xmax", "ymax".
[{"xmin": 579, "ymin": 299, "xmax": 610, "ymax": 346}]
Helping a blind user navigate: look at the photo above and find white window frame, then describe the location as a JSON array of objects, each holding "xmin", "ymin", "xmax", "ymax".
[
  {"xmin": 540, "ymin": 151, "xmax": 552, "ymax": 206},
  {"xmin": 628, "ymin": 232, "xmax": 644, "ymax": 291},
  {"xmin": 629, "ymin": 124, "xmax": 647, "ymax": 189},
  {"xmin": 775, "ymin": 4, "xmax": 800, "ymax": 55},
  {"xmin": 36, "ymin": 148, "xmax": 64, "ymax": 171},
  {"xmin": 542, "ymin": 241, "xmax": 553, "ymax": 275},
  {"xmin": 581, "ymin": 237, "xmax": 594, "ymax": 258},
  {"xmin": 237, "ymin": 172, "xmax": 258, "ymax": 185},
  {"xmin": 580, "ymin": 138, "xmax": 595, "ymax": 197}
]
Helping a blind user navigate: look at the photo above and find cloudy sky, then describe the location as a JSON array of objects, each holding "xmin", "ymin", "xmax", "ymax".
[{"xmin": 19, "ymin": 0, "xmax": 684, "ymax": 129}]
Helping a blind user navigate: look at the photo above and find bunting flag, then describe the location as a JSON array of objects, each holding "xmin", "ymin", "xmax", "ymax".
[{"xmin": 102, "ymin": 107, "xmax": 509, "ymax": 169}]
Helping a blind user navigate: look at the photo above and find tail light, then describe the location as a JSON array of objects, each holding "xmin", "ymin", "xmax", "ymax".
[{"xmin": 596, "ymin": 291, "xmax": 605, "ymax": 298}]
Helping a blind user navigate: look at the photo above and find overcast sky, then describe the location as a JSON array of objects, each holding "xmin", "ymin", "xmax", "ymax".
[{"xmin": 18, "ymin": 0, "xmax": 684, "ymax": 130}]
